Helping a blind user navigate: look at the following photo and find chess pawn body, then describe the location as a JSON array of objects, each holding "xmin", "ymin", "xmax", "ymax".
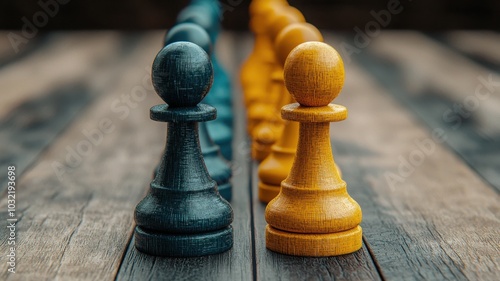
[
  {"xmin": 265, "ymin": 42, "xmax": 362, "ymax": 256},
  {"xmin": 135, "ymin": 42, "xmax": 233, "ymax": 257}
]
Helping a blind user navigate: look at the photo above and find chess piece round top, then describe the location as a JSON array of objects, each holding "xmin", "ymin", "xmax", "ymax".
[
  {"xmin": 164, "ymin": 23, "xmax": 212, "ymax": 55},
  {"xmin": 267, "ymin": 6, "xmax": 305, "ymax": 40},
  {"xmin": 275, "ymin": 22, "xmax": 323, "ymax": 66},
  {"xmin": 249, "ymin": 0, "xmax": 287, "ymax": 16},
  {"xmin": 282, "ymin": 42, "xmax": 347, "ymax": 122},
  {"xmin": 152, "ymin": 41, "xmax": 213, "ymax": 107},
  {"xmin": 177, "ymin": 5, "xmax": 219, "ymax": 42},
  {"xmin": 284, "ymin": 41, "xmax": 344, "ymax": 107},
  {"xmin": 249, "ymin": 0, "xmax": 286, "ymax": 34}
]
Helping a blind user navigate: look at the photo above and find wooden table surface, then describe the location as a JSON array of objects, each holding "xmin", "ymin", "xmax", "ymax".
[{"xmin": 0, "ymin": 31, "xmax": 499, "ymax": 281}]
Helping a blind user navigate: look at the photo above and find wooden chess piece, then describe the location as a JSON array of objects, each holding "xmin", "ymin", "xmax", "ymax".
[
  {"xmin": 164, "ymin": 22, "xmax": 233, "ymax": 201},
  {"xmin": 177, "ymin": 2, "xmax": 233, "ymax": 160},
  {"xmin": 243, "ymin": 1, "xmax": 285, "ymax": 134},
  {"xmin": 134, "ymin": 42, "xmax": 233, "ymax": 257},
  {"xmin": 258, "ymin": 22, "xmax": 324, "ymax": 202},
  {"xmin": 241, "ymin": 0, "xmax": 287, "ymax": 106},
  {"xmin": 265, "ymin": 42, "xmax": 362, "ymax": 256},
  {"xmin": 250, "ymin": 7, "xmax": 306, "ymax": 160}
]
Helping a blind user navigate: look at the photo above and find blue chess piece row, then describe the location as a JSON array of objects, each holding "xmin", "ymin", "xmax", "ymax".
[
  {"xmin": 176, "ymin": 0, "xmax": 233, "ymax": 160},
  {"xmin": 164, "ymin": 23, "xmax": 233, "ymax": 202}
]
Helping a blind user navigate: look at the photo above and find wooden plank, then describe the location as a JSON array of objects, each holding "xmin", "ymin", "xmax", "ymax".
[
  {"xmin": 352, "ymin": 31, "xmax": 500, "ymax": 193},
  {"xmin": 115, "ymin": 31, "xmax": 254, "ymax": 281},
  {"xmin": 0, "ymin": 33, "xmax": 165, "ymax": 280},
  {"xmin": 439, "ymin": 31, "xmax": 500, "ymax": 70},
  {"xmin": 236, "ymin": 32, "xmax": 383, "ymax": 280},
  {"xmin": 0, "ymin": 32, "xmax": 124, "ymax": 120},
  {"xmin": 0, "ymin": 31, "xmax": 48, "ymax": 69},
  {"xmin": 326, "ymin": 33, "xmax": 500, "ymax": 280},
  {"xmin": 0, "ymin": 32, "xmax": 144, "ymax": 195}
]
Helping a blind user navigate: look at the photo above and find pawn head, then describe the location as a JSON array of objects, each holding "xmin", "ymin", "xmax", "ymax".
[
  {"xmin": 152, "ymin": 42, "xmax": 213, "ymax": 107},
  {"xmin": 284, "ymin": 42, "xmax": 345, "ymax": 107},
  {"xmin": 177, "ymin": 5, "xmax": 219, "ymax": 42},
  {"xmin": 249, "ymin": 0, "xmax": 286, "ymax": 34},
  {"xmin": 164, "ymin": 23, "xmax": 212, "ymax": 55},
  {"xmin": 275, "ymin": 22, "xmax": 323, "ymax": 67},
  {"xmin": 267, "ymin": 6, "xmax": 305, "ymax": 41}
]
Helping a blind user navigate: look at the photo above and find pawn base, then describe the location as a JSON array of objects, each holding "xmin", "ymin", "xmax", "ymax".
[
  {"xmin": 265, "ymin": 225, "xmax": 362, "ymax": 257},
  {"xmin": 135, "ymin": 226, "xmax": 233, "ymax": 257},
  {"xmin": 258, "ymin": 181, "xmax": 280, "ymax": 203}
]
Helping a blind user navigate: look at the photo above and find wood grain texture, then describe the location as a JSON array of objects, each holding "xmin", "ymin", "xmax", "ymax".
[
  {"xmin": 116, "ymin": 32, "xmax": 253, "ymax": 281},
  {"xmin": 0, "ymin": 32, "xmax": 125, "ymax": 120},
  {"xmin": 0, "ymin": 33, "xmax": 164, "ymax": 280},
  {"xmin": 326, "ymin": 33, "xmax": 500, "ymax": 280},
  {"xmin": 354, "ymin": 31, "xmax": 500, "ymax": 193},
  {"xmin": 0, "ymin": 33, "xmax": 143, "ymax": 195}
]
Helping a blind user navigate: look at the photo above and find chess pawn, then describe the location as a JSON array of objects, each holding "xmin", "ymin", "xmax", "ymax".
[
  {"xmin": 134, "ymin": 42, "xmax": 233, "ymax": 257},
  {"xmin": 259, "ymin": 23, "xmax": 343, "ymax": 203},
  {"xmin": 164, "ymin": 22, "xmax": 232, "ymax": 201},
  {"xmin": 177, "ymin": 3, "xmax": 233, "ymax": 160},
  {"xmin": 251, "ymin": 69, "xmax": 287, "ymax": 160},
  {"xmin": 241, "ymin": 0, "xmax": 285, "ymax": 107},
  {"xmin": 249, "ymin": 6, "xmax": 305, "ymax": 152},
  {"xmin": 265, "ymin": 42, "xmax": 362, "ymax": 256}
]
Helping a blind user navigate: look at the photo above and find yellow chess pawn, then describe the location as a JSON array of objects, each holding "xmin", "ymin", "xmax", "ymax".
[
  {"xmin": 249, "ymin": 7, "xmax": 306, "ymax": 159},
  {"xmin": 241, "ymin": 0, "xmax": 285, "ymax": 107},
  {"xmin": 265, "ymin": 42, "xmax": 362, "ymax": 257},
  {"xmin": 258, "ymin": 22, "xmax": 325, "ymax": 202}
]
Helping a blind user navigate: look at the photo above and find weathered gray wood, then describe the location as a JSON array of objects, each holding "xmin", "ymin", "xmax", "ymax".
[
  {"xmin": 352, "ymin": 31, "xmax": 500, "ymax": 193},
  {"xmin": 0, "ymin": 33, "xmax": 165, "ymax": 280},
  {"xmin": 116, "ymin": 32, "xmax": 253, "ymax": 281},
  {"xmin": 327, "ymin": 33, "xmax": 500, "ymax": 280},
  {"xmin": 0, "ymin": 32, "xmax": 145, "ymax": 195},
  {"xmin": 0, "ymin": 32, "xmax": 48, "ymax": 69},
  {"xmin": 0, "ymin": 32, "xmax": 123, "ymax": 120}
]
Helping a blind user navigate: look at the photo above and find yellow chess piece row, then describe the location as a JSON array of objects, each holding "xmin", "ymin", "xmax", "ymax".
[
  {"xmin": 249, "ymin": 4, "xmax": 306, "ymax": 160},
  {"xmin": 265, "ymin": 41, "xmax": 362, "ymax": 257},
  {"xmin": 257, "ymin": 22, "xmax": 342, "ymax": 203}
]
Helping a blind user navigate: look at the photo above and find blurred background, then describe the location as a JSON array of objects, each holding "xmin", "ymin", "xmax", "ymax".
[{"xmin": 1, "ymin": 0, "xmax": 499, "ymax": 30}]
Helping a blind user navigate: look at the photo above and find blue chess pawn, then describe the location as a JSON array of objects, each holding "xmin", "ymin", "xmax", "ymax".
[
  {"xmin": 177, "ymin": 2, "xmax": 233, "ymax": 159},
  {"xmin": 134, "ymin": 42, "xmax": 233, "ymax": 257},
  {"xmin": 163, "ymin": 22, "xmax": 233, "ymax": 201}
]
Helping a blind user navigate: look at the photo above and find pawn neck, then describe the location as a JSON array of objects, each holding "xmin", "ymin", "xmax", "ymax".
[
  {"xmin": 284, "ymin": 122, "xmax": 343, "ymax": 190},
  {"xmin": 154, "ymin": 121, "xmax": 214, "ymax": 191}
]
